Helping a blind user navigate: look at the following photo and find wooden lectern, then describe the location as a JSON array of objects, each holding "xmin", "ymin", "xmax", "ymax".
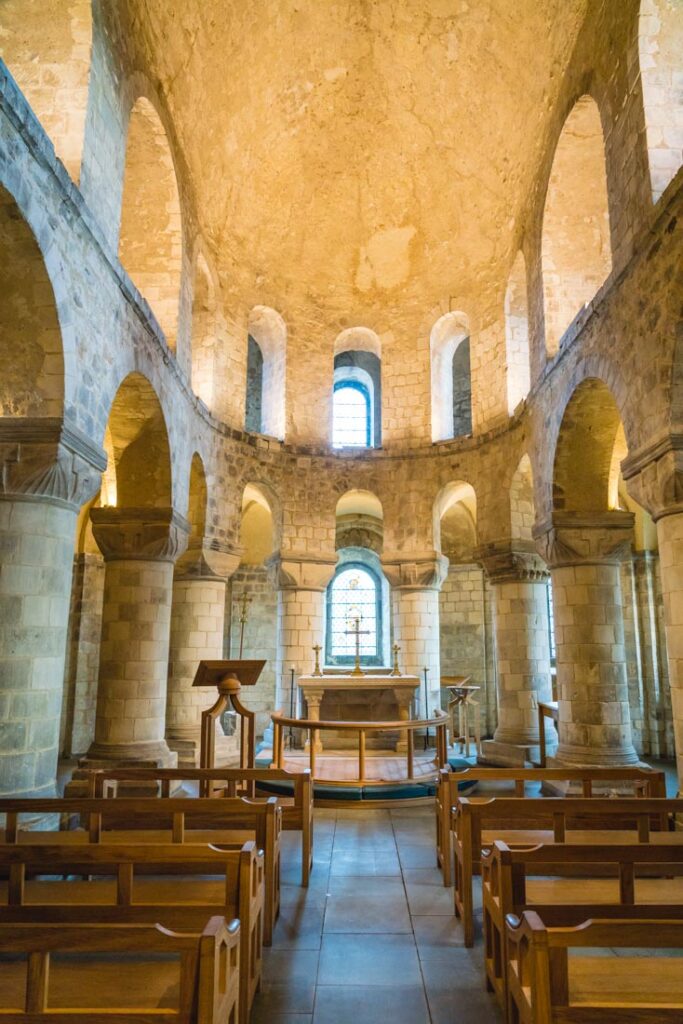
[{"xmin": 193, "ymin": 660, "xmax": 266, "ymax": 778}]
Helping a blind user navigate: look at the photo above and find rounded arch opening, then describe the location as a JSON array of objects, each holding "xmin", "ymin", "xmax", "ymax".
[
  {"xmin": 186, "ymin": 452, "xmax": 208, "ymax": 549},
  {"xmin": 430, "ymin": 311, "xmax": 471, "ymax": 442},
  {"xmin": 190, "ymin": 252, "xmax": 218, "ymax": 410},
  {"xmin": 246, "ymin": 306, "xmax": 287, "ymax": 439},
  {"xmin": 542, "ymin": 96, "xmax": 612, "ymax": 358},
  {"xmin": 118, "ymin": 97, "xmax": 183, "ymax": 351},
  {"xmin": 0, "ymin": 0, "xmax": 92, "ymax": 181},
  {"xmin": 505, "ymin": 252, "xmax": 531, "ymax": 413},
  {"xmin": 434, "ymin": 481, "xmax": 477, "ymax": 562},
  {"xmin": 101, "ymin": 372, "xmax": 172, "ymax": 509},
  {"xmin": 0, "ymin": 184, "xmax": 64, "ymax": 418},
  {"xmin": 335, "ymin": 489, "xmax": 384, "ymax": 553},
  {"xmin": 638, "ymin": 0, "xmax": 683, "ymax": 202},
  {"xmin": 240, "ymin": 483, "xmax": 276, "ymax": 565}
]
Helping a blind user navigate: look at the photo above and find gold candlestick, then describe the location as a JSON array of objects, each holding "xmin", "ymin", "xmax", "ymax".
[
  {"xmin": 312, "ymin": 644, "xmax": 323, "ymax": 677},
  {"xmin": 391, "ymin": 643, "xmax": 401, "ymax": 677},
  {"xmin": 344, "ymin": 615, "xmax": 370, "ymax": 677},
  {"xmin": 236, "ymin": 592, "xmax": 252, "ymax": 659}
]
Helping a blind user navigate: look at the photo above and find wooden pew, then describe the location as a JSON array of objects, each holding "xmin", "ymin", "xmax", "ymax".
[
  {"xmin": 0, "ymin": 795, "xmax": 281, "ymax": 946},
  {"xmin": 482, "ymin": 840, "xmax": 683, "ymax": 1011},
  {"xmin": 83, "ymin": 766, "xmax": 314, "ymax": 886},
  {"xmin": 506, "ymin": 912, "xmax": 683, "ymax": 1023},
  {"xmin": 0, "ymin": 842, "xmax": 263, "ymax": 1022},
  {"xmin": 435, "ymin": 765, "xmax": 667, "ymax": 886},
  {"xmin": 0, "ymin": 915, "xmax": 240, "ymax": 1022},
  {"xmin": 452, "ymin": 795, "xmax": 683, "ymax": 947}
]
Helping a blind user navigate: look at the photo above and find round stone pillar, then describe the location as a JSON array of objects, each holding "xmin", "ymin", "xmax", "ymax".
[
  {"xmin": 165, "ymin": 546, "xmax": 240, "ymax": 766},
  {"xmin": 0, "ymin": 422, "xmax": 105, "ymax": 796},
  {"xmin": 534, "ymin": 513, "xmax": 638, "ymax": 767},
  {"xmin": 478, "ymin": 549, "xmax": 555, "ymax": 766},
  {"xmin": 381, "ymin": 553, "xmax": 448, "ymax": 717},
  {"xmin": 86, "ymin": 507, "xmax": 189, "ymax": 766},
  {"xmin": 268, "ymin": 554, "xmax": 337, "ymax": 720}
]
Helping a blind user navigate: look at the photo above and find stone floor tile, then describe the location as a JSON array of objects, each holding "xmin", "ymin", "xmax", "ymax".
[
  {"xmin": 323, "ymin": 893, "xmax": 412, "ymax": 933},
  {"xmin": 405, "ymin": 878, "xmax": 456, "ymax": 915},
  {"xmin": 318, "ymin": 933, "xmax": 422, "ymax": 986},
  {"xmin": 313, "ymin": 985, "xmax": 430, "ymax": 1024},
  {"xmin": 412, "ymin": 914, "xmax": 466, "ymax": 957}
]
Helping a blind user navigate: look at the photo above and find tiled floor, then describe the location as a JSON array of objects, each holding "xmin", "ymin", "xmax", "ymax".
[{"xmin": 250, "ymin": 805, "xmax": 503, "ymax": 1024}]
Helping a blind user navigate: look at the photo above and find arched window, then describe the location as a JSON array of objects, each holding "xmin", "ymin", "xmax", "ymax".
[
  {"xmin": 333, "ymin": 380, "xmax": 372, "ymax": 448},
  {"xmin": 639, "ymin": 0, "xmax": 683, "ymax": 202},
  {"xmin": 325, "ymin": 564, "xmax": 383, "ymax": 666},
  {"xmin": 452, "ymin": 338, "xmax": 472, "ymax": 436},
  {"xmin": 245, "ymin": 334, "xmax": 264, "ymax": 433},
  {"xmin": 505, "ymin": 251, "xmax": 531, "ymax": 413},
  {"xmin": 430, "ymin": 311, "xmax": 471, "ymax": 441}
]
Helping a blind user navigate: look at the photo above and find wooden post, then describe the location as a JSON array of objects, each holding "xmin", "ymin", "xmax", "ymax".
[
  {"xmin": 358, "ymin": 729, "xmax": 366, "ymax": 783},
  {"xmin": 407, "ymin": 729, "xmax": 414, "ymax": 780}
]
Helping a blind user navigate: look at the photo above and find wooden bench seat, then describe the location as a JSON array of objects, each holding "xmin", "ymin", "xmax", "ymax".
[
  {"xmin": 0, "ymin": 842, "xmax": 263, "ymax": 1022},
  {"xmin": 482, "ymin": 841, "xmax": 683, "ymax": 1010},
  {"xmin": 0, "ymin": 915, "xmax": 239, "ymax": 1022},
  {"xmin": 452, "ymin": 796, "xmax": 683, "ymax": 946},
  {"xmin": 82, "ymin": 766, "xmax": 314, "ymax": 886},
  {"xmin": 435, "ymin": 766, "xmax": 666, "ymax": 886},
  {"xmin": 506, "ymin": 913, "xmax": 683, "ymax": 1022},
  {"xmin": 0, "ymin": 794, "xmax": 281, "ymax": 946}
]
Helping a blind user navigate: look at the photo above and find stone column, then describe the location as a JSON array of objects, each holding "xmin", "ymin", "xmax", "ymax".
[
  {"xmin": 534, "ymin": 512, "xmax": 638, "ymax": 767},
  {"xmin": 0, "ymin": 420, "xmax": 105, "ymax": 796},
  {"xmin": 165, "ymin": 544, "xmax": 241, "ymax": 766},
  {"xmin": 381, "ymin": 553, "xmax": 448, "ymax": 718},
  {"xmin": 268, "ymin": 554, "xmax": 337, "ymax": 728},
  {"xmin": 477, "ymin": 548, "xmax": 555, "ymax": 767},
  {"xmin": 85, "ymin": 507, "xmax": 189, "ymax": 767},
  {"xmin": 60, "ymin": 551, "xmax": 106, "ymax": 757}
]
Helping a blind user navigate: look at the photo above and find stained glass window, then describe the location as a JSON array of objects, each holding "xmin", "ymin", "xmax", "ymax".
[
  {"xmin": 325, "ymin": 564, "xmax": 382, "ymax": 665},
  {"xmin": 333, "ymin": 381, "xmax": 371, "ymax": 448}
]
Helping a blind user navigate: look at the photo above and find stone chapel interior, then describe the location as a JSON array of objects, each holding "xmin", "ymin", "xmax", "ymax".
[{"xmin": 0, "ymin": 0, "xmax": 682, "ymax": 1021}]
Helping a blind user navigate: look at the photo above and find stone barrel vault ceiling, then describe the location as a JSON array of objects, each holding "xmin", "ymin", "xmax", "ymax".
[{"xmin": 108, "ymin": 0, "xmax": 590, "ymax": 334}]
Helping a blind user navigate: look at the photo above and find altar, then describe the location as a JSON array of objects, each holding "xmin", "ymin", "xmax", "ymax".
[{"xmin": 298, "ymin": 674, "xmax": 421, "ymax": 752}]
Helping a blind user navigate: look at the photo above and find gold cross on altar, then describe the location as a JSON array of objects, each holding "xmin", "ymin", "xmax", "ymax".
[{"xmin": 344, "ymin": 615, "xmax": 370, "ymax": 676}]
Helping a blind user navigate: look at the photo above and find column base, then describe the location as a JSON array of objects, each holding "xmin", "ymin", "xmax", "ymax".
[
  {"xmin": 478, "ymin": 739, "xmax": 542, "ymax": 768},
  {"xmin": 64, "ymin": 740, "xmax": 178, "ymax": 797},
  {"xmin": 539, "ymin": 753, "xmax": 652, "ymax": 796},
  {"xmin": 166, "ymin": 725, "xmax": 240, "ymax": 769}
]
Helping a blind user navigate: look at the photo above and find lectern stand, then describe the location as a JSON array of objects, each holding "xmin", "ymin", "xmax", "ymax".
[{"xmin": 193, "ymin": 660, "xmax": 266, "ymax": 780}]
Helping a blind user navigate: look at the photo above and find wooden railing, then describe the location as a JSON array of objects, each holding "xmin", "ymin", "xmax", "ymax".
[{"xmin": 270, "ymin": 709, "xmax": 449, "ymax": 787}]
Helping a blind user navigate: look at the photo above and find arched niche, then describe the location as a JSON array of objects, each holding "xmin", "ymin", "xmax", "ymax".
[
  {"xmin": 0, "ymin": 0, "xmax": 92, "ymax": 181},
  {"xmin": 542, "ymin": 96, "xmax": 612, "ymax": 358},
  {"xmin": 639, "ymin": 0, "xmax": 683, "ymax": 202},
  {"xmin": 333, "ymin": 328, "xmax": 382, "ymax": 449},
  {"xmin": 335, "ymin": 489, "xmax": 384, "ymax": 553},
  {"xmin": 505, "ymin": 251, "xmax": 531, "ymax": 413},
  {"xmin": 101, "ymin": 372, "xmax": 172, "ymax": 509},
  {"xmin": 118, "ymin": 97, "xmax": 183, "ymax": 351},
  {"xmin": 186, "ymin": 452, "xmax": 208, "ymax": 549},
  {"xmin": 433, "ymin": 481, "xmax": 477, "ymax": 562},
  {"xmin": 240, "ymin": 484, "xmax": 276, "ymax": 565},
  {"xmin": 190, "ymin": 252, "xmax": 218, "ymax": 411},
  {"xmin": 0, "ymin": 184, "xmax": 64, "ymax": 418},
  {"xmin": 430, "ymin": 311, "xmax": 472, "ymax": 442},
  {"xmin": 245, "ymin": 306, "xmax": 287, "ymax": 440}
]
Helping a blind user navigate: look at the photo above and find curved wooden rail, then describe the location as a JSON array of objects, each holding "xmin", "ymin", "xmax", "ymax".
[{"xmin": 270, "ymin": 709, "xmax": 449, "ymax": 787}]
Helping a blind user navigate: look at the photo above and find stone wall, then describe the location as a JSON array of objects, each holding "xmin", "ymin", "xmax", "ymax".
[{"xmin": 228, "ymin": 567, "xmax": 278, "ymax": 734}]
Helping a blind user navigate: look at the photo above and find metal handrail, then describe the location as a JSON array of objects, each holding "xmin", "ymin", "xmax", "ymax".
[{"xmin": 270, "ymin": 709, "xmax": 449, "ymax": 786}]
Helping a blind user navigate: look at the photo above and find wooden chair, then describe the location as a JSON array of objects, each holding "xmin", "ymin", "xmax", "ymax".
[
  {"xmin": 482, "ymin": 840, "xmax": 683, "ymax": 1012},
  {"xmin": 506, "ymin": 912, "xmax": 683, "ymax": 1022},
  {"xmin": 434, "ymin": 764, "xmax": 667, "ymax": 887},
  {"xmin": 83, "ymin": 766, "xmax": 314, "ymax": 887},
  {"xmin": 0, "ymin": 795, "xmax": 281, "ymax": 947},
  {"xmin": 0, "ymin": 915, "xmax": 239, "ymax": 1023},
  {"xmin": 452, "ymin": 795, "xmax": 683, "ymax": 947},
  {"xmin": 0, "ymin": 841, "xmax": 263, "ymax": 1022}
]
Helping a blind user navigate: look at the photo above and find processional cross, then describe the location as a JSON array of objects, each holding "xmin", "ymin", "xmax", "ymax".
[{"xmin": 345, "ymin": 615, "xmax": 370, "ymax": 677}]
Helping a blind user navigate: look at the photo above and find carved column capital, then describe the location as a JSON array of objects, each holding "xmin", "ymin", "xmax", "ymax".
[
  {"xmin": 381, "ymin": 551, "xmax": 449, "ymax": 591},
  {"xmin": 533, "ymin": 511, "xmax": 634, "ymax": 569},
  {"xmin": 0, "ymin": 417, "xmax": 106, "ymax": 511},
  {"xmin": 266, "ymin": 551, "xmax": 338, "ymax": 592},
  {"xmin": 476, "ymin": 543, "xmax": 549, "ymax": 584},
  {"xmin": 175, "ymin": 541, "xmax": 242, "ymax": 581},
  {"xmin": 621, "ymin": 432, "xmax": 683, "ymax": 522},
  {"xmin": 90, "ymin": 507, "xmax": 190, "ymax": 563}
]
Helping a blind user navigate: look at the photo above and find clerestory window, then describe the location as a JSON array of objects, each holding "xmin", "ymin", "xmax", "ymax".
[{"xmin": 332, "ymin": 380, "xmax": 372, "ymax": 448}]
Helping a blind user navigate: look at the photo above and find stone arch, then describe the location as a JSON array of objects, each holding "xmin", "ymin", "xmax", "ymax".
[
  {"xmin": 638, "ymin": 0, "xmax": 683, "ymax": 202},
  {"xmin": 541, "ymin": 95, "xmax": 613, "ymax": 358},
  {"xmin": 246, "ymin": 307, "xmax": 287, "ymax": 439},
  {"xmin": 334, "ymin": 327, "xmax": 381, "ymax": 359},
  {"xmin": 430, "ymin": 311, "xmax": 471, "ymax": 442},
  {"xmin": 552, "ymin": 377, "xmax": 626, "ymax": 515},
  {"xmin": 101, "ymin": 372, "xmax": 172, "ymax": 509},
  {"xmin": 335, "ymin": 489, "xmax": 384, "ymax": 553},
  {"xmin": 118, "ymin": 97, "xmax": 183, "ymax": 351},
  {"xmin": 190, "ymin": 251, "xmax": 218, "ymax": 411},
  {"xmin": 240, "ymin": 483, "xmax": 277, "ymax": 565},
  {"xmin": 0, "ymin": 0, "xmax": 92, "ymax": 181},
  {"xmin": 333, "ymin": 327, "xmax": 382, "ymax": 449},
  {"xmin": 186, "ymin": 452, "xmax": 208, "ymax": 549},
  {"xmin": 505, "ymin": 251, "xmax": 531, "ymax": 413},
  {"xmin": 433, "ymin": 481, "xmax": 477, "ymax": 562},
  {"xmin": 0, "ymin": 184, "xmax": 65, "ymax": 418},
  {"xmin": 510, "ymin": 454, "xmax": 535, "ymax": 543}
]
